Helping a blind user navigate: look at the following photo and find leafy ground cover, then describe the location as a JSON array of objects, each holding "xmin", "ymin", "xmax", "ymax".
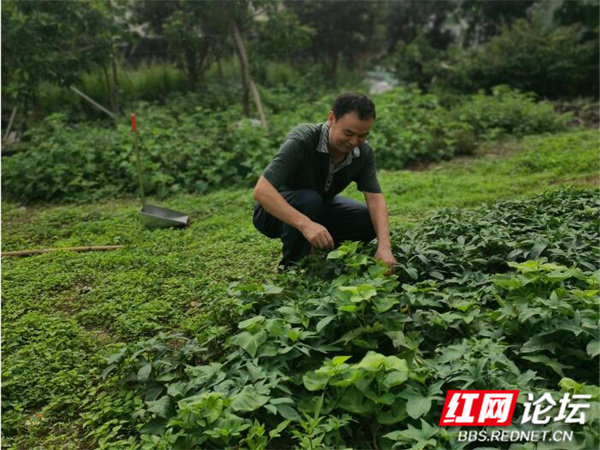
[
  {"xmin": 99, "ymin": 188, "xmax": 599, "ymax": 449},
  {"xmin": 1, "ymin": 129, "xmax": 598, "ymax": 448}
]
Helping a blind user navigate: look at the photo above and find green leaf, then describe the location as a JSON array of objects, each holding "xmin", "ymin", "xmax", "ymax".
[
  {"xmin": 339, "ymin": 284, "xmax": 377, "ymax": 302},
  {"xmin": 100, "ymin": 364, "xmax": 117, "ymax": 379},
  {"xmin": 146, "ymin": 395, "xmax": 173, "ymax": 419},
  {"xmin": 339, "ymin": 304, "xmax": 358, "ymax": 312},
  {"xmin": 377, "ymin": 392, "xmax": 396, "ymax": 405},
  {"xmin": 338, "ymin": 388, "xmax": 375, "ymax": 414},
  {"xmin": 106, "ymin": 347, "xmax": 127, "ymax": 365},
  {"xmin": 332, "ymin": 356, "xmax": 352, "ymax": 366},
  {"xmin": 528, "ymin": 242, "xmax": 548, "ymax": 259},
  {"xmin": 231, "ymin": 330, "xmax": 268, "ymax": 358},
  {"xmin": 383, "ymin": 355, "xmax": 409, "ymax": 373},
  {"xmin": 257, "ymin": 343, "xmax": 278, "ymax": 358},
  {"xmin": 587, "ymin": 340, "xmax": 600, "ymax": 358},
  {"xmin": 330, "ymin": 369, "xmax": 359, "ymax": 388},
  {"xmin": 138, "ymin": 364, "xmax": 152, "ymax": 382},
  {"xmin": 265, "ymin": 319, "xmax": 285, "ymax": 336},
  {"xmin": 327, "ymin": 249, "xmax": 343, "ymax": 259},
  {"xmin": 277, "ymin": 306, "xmax": 302, "ymax": 323},
  {"xmin": 145, "ymin": 386, "xmax": 163, "ymax": 402},
  {"xmin": 369, "ymin": 263, "xmax": 388, "ymax": 278},
  {"xmin": 303, "ymin": 371, "xmax": 328, "ymax": 391},
  {"xmin": 437, "ymin": 341, "xmax": 469, "ymax": 364},
  {"xmin": 155, "ymin": 373, "xmax": 178, "ymax": 382},
  {"xmin": 269, "ymin": 419, "xmax": 292, "ymax": 438},
  {"xmin": 356, "ymin": 352, "xmax": 386, "ymax": 371},
  {"xmin": 493, "ymin": 275, "xmax": 526, "ymax": 290},
  {"xmin": 353, "ymin": 338, "xmax": 379, "ymax": 349},
  {"xmin": 521, "ymin": 355, "xmax": 573, "ymax": 377},
  {"xmin": 405, "ymin": 267, "xmax": 419, "ymax": 280},
  {"xmin": 316, "ymin": 315, "xmax": 335, "ymax": 332},
  {"xmin": 201, "ymin": 394, "xmax": 224, "ymax": 424},
  {"xmin": 238, "ymin": 315, "xmax": 265, "ymax": 330},
  {"xmin": 373, "ymin": 296, "xmax": 398, "ymax": 313},
  {"xmin": 406, "ymin": 394, "xmax": 432, "ymax": 419},
  {"xmin": 377, "ymin": 405, "xmax": 408, "ymax": 425},
  {"xmin": 275, "ymin": 404, "xmax": 300, "ymax": 420},
  {"xmin": 429, "ymin": 271, "xmax": 444, "ymax": 280},
  {"xmin": 230, "ymin": 386, "xmax": 270, "ymax": 412},
  {"xmin": 383, "ymin": 370, "xmax": 408, "ymax": 389},
  {"xmin": 263, "ymin": 284, "xmax": 283, "ymax": 295},
  {"xmin": 140, "ymin": 418, "xmax": 166, "ymax": 436},
  {"xmin": 167, "ymin": 381, "xmax": 189, "ymax": 398}
]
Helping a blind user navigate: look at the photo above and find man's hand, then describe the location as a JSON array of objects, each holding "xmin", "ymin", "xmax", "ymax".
[
  {"xmin": 375, "ymin": 246, "xmax": 397, "ymax": 274},
  {"xmin": 364, "ymin": 192, "xmax": 396, "ymax": 275},
  {"xmin": 301, "ymin": 221, "xmax": 334, "ymax": 250}
]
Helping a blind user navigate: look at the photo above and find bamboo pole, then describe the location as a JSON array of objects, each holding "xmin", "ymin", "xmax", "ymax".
[
  {"xmin": 69, "ymin": 86, "xmax": 116, "ymax": 119},
  {"xmin": 3, "ymin": 107, "xmax": 17, "ymax": 141},
  {"xmin": 2, "ymin": 245, "xmax": 125, "ymax": 258}
]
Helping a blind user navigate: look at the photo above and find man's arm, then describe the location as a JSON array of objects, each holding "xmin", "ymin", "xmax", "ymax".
[
  {"xmin": 253, "ymin": 176, "xmax": 334, "ymax": 249},
  {"xmin": 364, "ymin": 191, "xmax": 397, "ymax": 272}
]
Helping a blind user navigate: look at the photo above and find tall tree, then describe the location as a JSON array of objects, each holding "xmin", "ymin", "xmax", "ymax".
[
  {"xmin": 133, "ymin": 0, "xmax": 225, "ymax": 87},
  {"xmin": 1, "ymin": 0, "xmax": 114, "ymax": 115},
  {"xmin": 285, "ymin": 0, "xmax": 381, "ymax": 80},
  {"xmin": 553, "ymin": 0, "xmax": 599, "ymax": 36},
  {"xmin": 132, "ymin": 0, "xmax": 267, "ymax": 125},
  {"xmin": 456, "ymin": 0, "xmax": 539, "ymax": 46},
  {"xmin": 250, "ymin": 7, "xmax": 315, "ymax": 69},
  {"xmin": 382, "ymin": 0, "xmax": 456, "ymax": 53}
]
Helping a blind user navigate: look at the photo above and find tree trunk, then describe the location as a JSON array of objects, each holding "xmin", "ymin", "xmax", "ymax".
[
  {"xmin": 106, "ymin": 0, "xmax": 120, "ymax": 114},
  {"xmin": 328, "ymin": 51, "xmax": 339, "ymax": 81},
  {"xmin": 232, "ymin": 20, "xmax": 250, "ymax": 117},
  {"xmin": 103, "ymin": 65, "xmax": 116, "ymax": 113},
  {"xmin": 185, "ymin": 47, "xmax": 198, "ymax": 88},
  {"xmin": 111, "ymin": 56, "xmax": 121, "ymax": 114},
  {"xmin": 216, "ymin": 53, "xmax": 224, "ymax": 78},
  {"xmin": 231, "ymin": 19, "xmax": 268, "ymax": 129}
]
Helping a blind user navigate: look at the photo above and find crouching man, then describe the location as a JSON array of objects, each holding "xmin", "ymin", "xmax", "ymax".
[{"xmin": 252, "ymin": 92, "xmax": 396, "ymax": 272}]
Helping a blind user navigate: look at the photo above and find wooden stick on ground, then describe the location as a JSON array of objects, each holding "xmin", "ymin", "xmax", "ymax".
[{"xmin": 2, "ymin": 245, "xmax": 126, "ymax": 257}]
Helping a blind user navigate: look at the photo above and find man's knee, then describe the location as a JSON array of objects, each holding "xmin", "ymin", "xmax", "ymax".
[
  {"xmin": 327, "ymin": 197, "xmax": 376, "ymax": 243},
  {"xmin": 284, "ymin": 190, "xmax": 324, "ymax": 218},
  {"xmin": 356, "ymin": 205, "xmax": 376, "ymax": 242}
]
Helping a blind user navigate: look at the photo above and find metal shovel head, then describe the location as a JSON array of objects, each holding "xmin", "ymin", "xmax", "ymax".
[{"xmin": 140, "ymin": 204, "xmax": 189, "ymax": 229}]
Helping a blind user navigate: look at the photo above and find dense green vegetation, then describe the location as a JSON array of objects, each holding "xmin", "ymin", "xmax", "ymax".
[
  {"xmin": 2, "ymin": 1, "xmax": 598, "ymax": 448},
  {"xmin": 89, "ymin": 189, "xmax": 599, "ymax": 449},
  {"xmin": 2, "ymin": 0, "xmax": 598, "ymax": 125},
  {"xmin": 2, "ymin": 86, "xmax": 569, "ymax": 204},
  {"xmin": 2, "ymin": 129, "xmax": 598, "ymax": 448}
]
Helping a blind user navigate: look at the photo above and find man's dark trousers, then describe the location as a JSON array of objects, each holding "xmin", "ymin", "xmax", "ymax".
[{"xmin": 253, "ymin": 189, "xmax": 376, "ymax": 268}]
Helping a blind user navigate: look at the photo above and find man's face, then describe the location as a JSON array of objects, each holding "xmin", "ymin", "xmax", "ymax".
[{"xmin": 328, "ymin": 111, "xmax": 373, "ymax": 157}]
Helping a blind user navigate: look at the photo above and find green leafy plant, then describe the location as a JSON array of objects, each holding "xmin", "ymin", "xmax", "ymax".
[{"xmin": 94, "ymin": 189, "xmax": 598, "ymax": 448}]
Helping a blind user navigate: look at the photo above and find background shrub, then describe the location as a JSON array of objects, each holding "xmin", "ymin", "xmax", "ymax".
[
  {"xmin": 451, "ymin": 85, "xmax": 570, "ymax": 140},
  {"xmin": 2, "ymin": 87, "xmax": 571, "ymax": 204},
  {"xmin": 440, "ymin": 20, "xmax": 599, "ymax": 99}
]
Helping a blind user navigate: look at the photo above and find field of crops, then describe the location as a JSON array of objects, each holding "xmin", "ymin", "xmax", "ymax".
[
  {"xmin": 3, "ymin": 0, "xmax": 599, "ymax": 447},
  {"xmin": 2, "ymin": 129, "xmax": 599, "ymax": 449}
]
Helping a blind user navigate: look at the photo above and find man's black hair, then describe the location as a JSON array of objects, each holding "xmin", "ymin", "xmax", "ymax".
[{"xmin": 332, "ymin": 92, "xmax": 376, "ymax": 121}]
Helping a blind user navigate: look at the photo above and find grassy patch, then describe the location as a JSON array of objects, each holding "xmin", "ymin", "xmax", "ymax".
[{"xmin": 345, "ymin": 129, "xmax": 598, "ymax": 227}]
